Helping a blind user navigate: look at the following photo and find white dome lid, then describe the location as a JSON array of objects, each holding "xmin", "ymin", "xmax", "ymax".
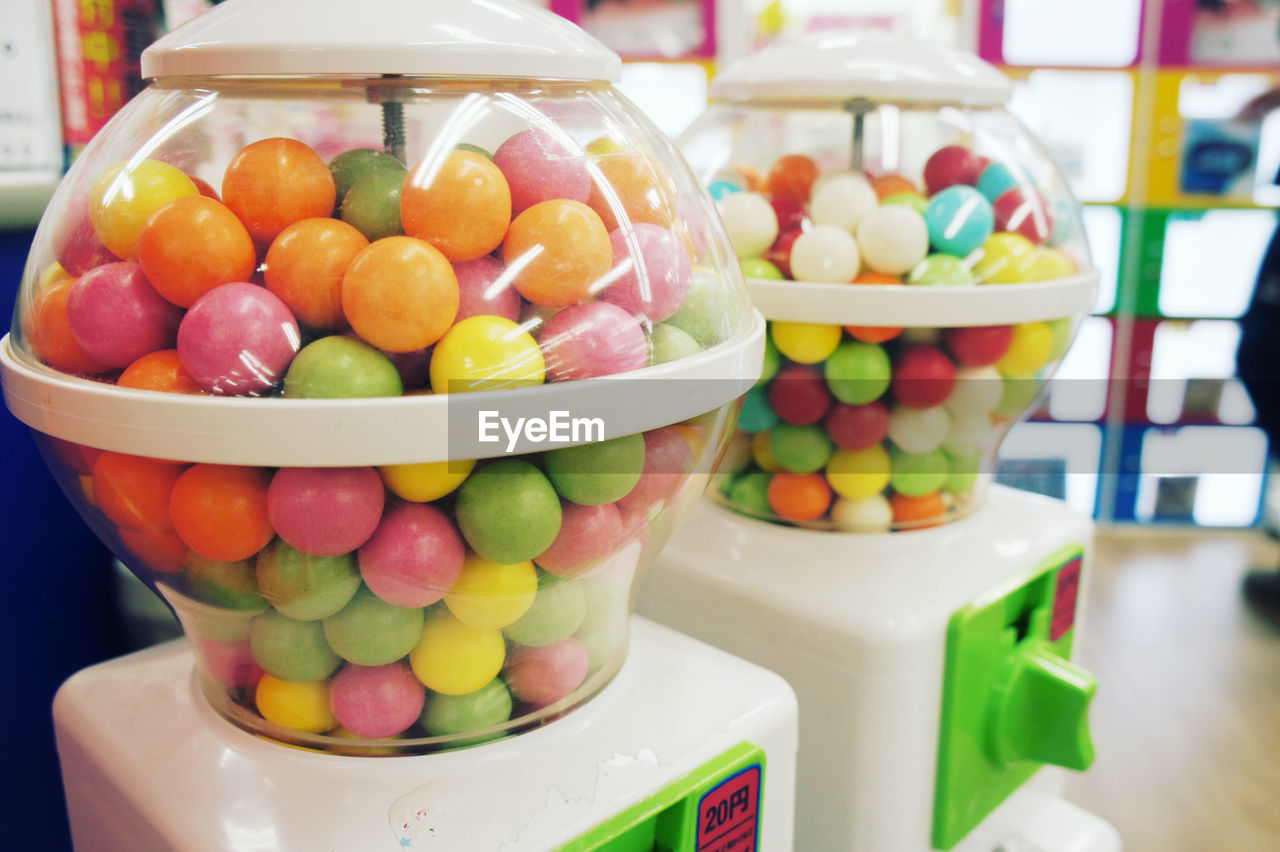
[
  {"xmin": 141, "ymin": 0, "xmax": 621, "ymax": 82},
  {"xmin": 711, "ymin": 30, "xmax": 1010, "ymax": 106}
]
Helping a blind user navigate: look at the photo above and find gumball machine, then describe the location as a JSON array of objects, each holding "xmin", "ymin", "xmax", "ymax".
[
  {"xmin": 637, "ymin": 32, "xmax": 1122, "ymax": 852},
  {"xmin": 0, "ymin": 1, "xmax": 800, "ymax": 848}
]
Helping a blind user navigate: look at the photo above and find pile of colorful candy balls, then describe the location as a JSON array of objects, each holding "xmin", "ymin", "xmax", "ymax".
[
  {"xmin": 708, "ymin": 145, "xmax": 1083, "ymax": 532},
  {"xmin": 20, "ymin": 130, "xmax": 733, "ymax": 748}
]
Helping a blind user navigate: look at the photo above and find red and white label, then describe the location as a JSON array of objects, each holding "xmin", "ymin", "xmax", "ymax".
[
  {"xmin": 1050, "ymin": 556, "xmax": 1083, "ymax": 642},
  {"xmin": 696, "ymin": 765, "xmax": 761, "ymax": 852}
]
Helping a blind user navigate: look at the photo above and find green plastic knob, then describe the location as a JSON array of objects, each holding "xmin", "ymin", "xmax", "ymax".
[{"xmin": 989, "ymin": 639, "xmax": 1096, "ymax": 771}]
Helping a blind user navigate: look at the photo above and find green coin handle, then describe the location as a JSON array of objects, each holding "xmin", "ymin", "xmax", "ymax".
[{"xmin": 987, "ymin": 638, "xmax": 1097, "ymax": 772}]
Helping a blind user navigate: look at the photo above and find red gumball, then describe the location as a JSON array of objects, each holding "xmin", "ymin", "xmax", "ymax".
[
  {"xmin": 825, "ymin": 401, "xmax": 890, "ymax": 451},
  {"xmin": 993, "ymin": 188, "xmax": 1053, "ymax": 244},
  {"xmin": 769, "ymin": 364, "xmax": 832, "ymax": 425},
  {"xmin": 923, "ymin": 145, "xmax": 984, "ymax": 195},
  {"xmin": 770, "ymin": 197, "xmax": 808, "ymax": 233},
  {"xmin": 892, "ymin": 345, "xmax": 957, "ymax": 409},
  {"xmin": 944, "ymin": 325, "xmax": 1014, "ymax": 367},
  {"xmin": 767, "ymin": 229, "xmax": 803, "ymax": 279}
]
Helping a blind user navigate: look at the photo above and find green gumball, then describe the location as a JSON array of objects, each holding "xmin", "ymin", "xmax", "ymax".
[
  {"xmin": 284, "ymin": 335, "xmax": 403, "ymax": 399},
  {"xmin": 543, "ymin": 433, "xmax": 645, "ymax": 506},
  {"xmin": 456, "ymin": 459, "xmax": 563, "ymax": 563}
]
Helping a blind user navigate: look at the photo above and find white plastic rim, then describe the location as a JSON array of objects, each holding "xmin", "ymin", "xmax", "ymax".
[
  {"xmin": 141, "ymin": 0, "xmax": 622, "ymax": 82},
  {"xmin": 747, "ymin": 272, "xmax": 1098, "ymax": 327},
  {"xmin": 709, "ymin": 30, "xmax": 1011, "ymax": 106},
  {"xmin": 0, "ymin": 310, "xmax": 764, "ymax": 467}
]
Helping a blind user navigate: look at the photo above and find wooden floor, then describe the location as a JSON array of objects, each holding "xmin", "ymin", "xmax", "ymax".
[{"xmin": 1065, "ymin": 527, "xmax": 1280, "ymax": 850}]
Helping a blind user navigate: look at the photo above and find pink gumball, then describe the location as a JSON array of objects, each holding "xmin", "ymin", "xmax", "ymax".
[
  {"xmin": 494, "ymin": 128, "xmax": 591, "ymax": 215},
  {"xmin": 384, "ymin": 347, "xmax": 431, "ymax": 390},
  {"xmin": 923, "ymin": 145, "xmax": 984, "ymax": 195},
  {"xmin": 539, "ymin": 301, "xmax": 647, "ymax": 382},
  {"xmin": 504, "ymin": 637, "xmax": 589, "ymax": 706},
  {"xmin": 199, "ymin": 637, "xmax": 264, "ymax": 690},
  {"xmin": 54, "ymin": 194, "xmax": 117, "ymax": 274},
  {"xmin": 602, "ymin": 224, "xmax": 692, "ymax": 322},
  {"xmin": 358, "ymin": 502, "xmax": 465, "ymax": 607},
  {"xmin": 268, "ymin": 467, "xmax": 385, "ymax": 556},
  {"xmin": 454, "ymin": 256, "xmax": 521, "ymax": 323},
  {"xmin": 993, "ymin": 188, "xmax": 1054, "ymax": 245},
  {"xmin": 617, "ymin": 427, "xmax": 695, "ymax": 513},
  {"xmin": 330, "ymin": 662, "xmax": 425, "ymax": 739},
  {"xmin": 535, "ymin": 502, "xmax": 624, "ymax": 577},
  {"xmin": 177, "ymin": 282, "xmax": 300, "ymax": 395},
  {"xmin": 66, "ymin": 262, "xmax": 182, "ymax": 367}
]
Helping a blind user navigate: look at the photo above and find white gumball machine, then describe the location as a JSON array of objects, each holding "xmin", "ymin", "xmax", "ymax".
[
  {"xmin": 638, "ymin": 32, "xmax": 1121, "ymax": 852},
  {"xmin": 1, "ymin": 1, "xmax": 799, "ymax": 848}
]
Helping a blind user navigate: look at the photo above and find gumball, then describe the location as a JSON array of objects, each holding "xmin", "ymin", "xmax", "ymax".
[
  {"xmin": 765, "ymin": 229, "xmax": 802, "ymax": 279},
  {"xmin": 924, "ymin": 186, "xmax": 994, "ymax": 257},
  {"xmin": 771, "ymin": 321, "xmax": 843, "ymax": 364},
  {"xmin": 169, "ymin": 464, "xmax": 273, "ymax": 563},
  {"xmin": 342, "ymin": 236, "xmax": 459, "ymax": 353},
  {"xmin": 504, "ymin": 637, "xmax": 590, "ymax": 706},
  {"xmin": 358, "ymin": 502, "xmax": 465, "ymax": 608},
  {"xmin": 256, "ymin": 539, "xmax": 361, "ymax": 621},
  {"xmin": 738, "ymin": 385, "xmax": 779, "ymax": 433},
  {"xmin": 944, "ymin": 415, "xmax": 992, "ymax": 456},
  {"xmin": 617, "ymin": 427, "xmax": 696, "ymax": 513},
  {"xmin": 379, "ymin": 459, "xmax": 475, "ymax": 503},
  {"xmin": 456, "ymin": 459, "xmax": 562, "ymax": 564},
  {"xmin": 66, "ymin": 262, "xmax": 181, "ymax": 368},
  {"xmin": 1029, "ymin": 247, "xmax": 1078, "ymax": 282},
  {"xmin": 250, "ymin": 610, "xmax": 342, "ymax": 683},
  {"xmin": 825, "ymin": 400, "xmax": 890, "ymax": 451},
  {"xmin": 410, "ymin": 610, "xmax": 506, "ymax": 695},
  {"xmin": 766, "ymin": 472, "xmax": 831, "ymax": 521},
  {"xmin": 603, "ymin": 223, "xmax": 692, "ymax": 322},
  {"xmin": 771, "ymin": 196, "xmax": 808, "ymax": 233},
  {"xmin": 972, "ymin": 232, "xmax": 1037, "ymax": 284},
  {"xmin": 769, "ymin": 423, "xmax": 833, "ymax": 474},
  {"xmin": 505, "ymin": 199, "xmax": 612, "ymax": 307},
  {"xmin": 975, "ymin": 162, "xmax": 1029, "ymax": 203},
  {"xmin": 1047, "ymin": 317, "xmax": 1075, "ymax": 360},
  {"xmin": 770, "ymin": 364, "xmax": 832, "ymax": 425},
  {"xmin": 665, "ymin": 267, "xmax": 737, "ymax": 348},
  {"xmin": 340, "ymin": 166, "xmax": 407, "ymax": 242},
  {"xmin": 118, "ymin": 349, "xmax": 205, "ymax": 394},
  {"xmin": 708, "ymin": 180, "xmax": 742, "ymax": 200},
  {"xmin": 223, "ymin": 138, "xmax": 336, "ymax": 245},
  {"xmin": 844, "ymin": 273, "xmax": 904, "ymax": 345},
  {"xmin": 890, "ymin": 491, "xmax": 947, "ymax": 527},
  {"xmin": 494, "ymin": 128, "xmax": 591, "ymax": 215},
  {"xmin": 830, "ymin": 494, "xmax": 893, "ymax": 532},
  {"xmin": 751, "ymin": 430, "xmax": 780, "ymax": 472},
  {"xmin": 809, "ymin": 171, "xmax": 877, "ymax": 233},
  {"xmin": 944, "ymin": 325, "xmax": 1013, "ymax": 367},
  {"xmin": 892, "ymin": 345, "xmax": 957, "ymax": 409},
  {"xmin": 90, "ymin": 159, "xmax": 199, "ymax": 258},
  {"xmin": 766, "ymin": 154, "xmax": 819, "ymax": 201},
  {"xmin": 997, "ymin": 373, "xmax": 1046, "ymax": 418},
  {"xmin": 889, "ymin": 447, "xmax": 949, "ymax": 497},
  {"xmin": 790, "ymin": 225, "xmax": 860, "ymax": 283},
  {"xmin": 402, "ymin": 150, "xmax": 510, "ymax": 261},
  {"xmin": 283, "ymin": 335, "xmax": 402, "ymax": 399},
  {"xmin": 138, "ymin": 195, "xmax": 256, "ymax": 308},
  {"xmin": 993, "ymin": 188, "xmax": 1053, "ymax": 244},
  {"xmin": 887, "ymin": 405, "xmax": 950, "ymax": 454},
  {"xmin": 54, "ymin": 194, "xmax": 116, "ymax": 276},
  {"xmin": 330, "ymin": 662, "xmax": 426, "ymax": 739},
  {"xmin": 92, "ymin": 452, "xmax": 182, "ymax": 534},
  {"xmin": 541, "ymin": 301, "xmax": 648, "ymax": 382},
  {"xmin": 23, "ymin": 278, "xmax": 110, "ymax": 374},
  {"xmin": 944, "ymin": 449, "xmax": 982, "ymax": 493},
  {"xmin": 881, "ymin": 192, "xmax": 929, "ymax": 215},
  {"xmin": 824, "ymin": 341, "xmax": 892, "ymax": 405},
  {"xmin": 996, "ymin": 321, "xmax": 1054, "ymax": 377},
  {"xmin": 825, "ymin": 445, "xmax": 891, "ymax": 500},
  {"xmin": 1046, "ymin": 193, "xmax": 1076, "ymax": 246},
  {"xmin": 760, "ymin": 335, "xmax": 781, "ymax": 384},
  {"xmin": 946, "ymin": 365, "xmax": 1004, "ymax": 419},
  {"xmin": 856, "ymin": 205, "xmax": 929, "ymax": 275},
  {"xmin": 871, "ymin": 173, "xmax": 919, "ymax": 200},
  {"xmin": 650, "ymin": 323, "xmax": 702, "ymax": 365},
  {"xmin": 177, "ymin": 283, "xmax": 300, "ymax": 395},
  {"xmin": 323, "ymin": 585, "xmax": 425, "ymax": 666},
  {"xmin": 543, "ymin": 434, "xmax": 644, "ymax": 506},
  {"xmin": 535, "ymin": 502, "xmax": 624, "ymax": 577},
  {"xmin": 429, "ymin": 315, "xmax": 545, "ymax": 393},
  {"xmin": 255, "ymin": 675, "xmax": 335, "ymax": 733},
  {"xmin": 267, "ymin": 466, "xmax": 384, "ymax": 557},
  {"xmin": 741, "ymin": 257, "xmax": 784, "ymax": 280},
  {"xmin": 329, "ymin": 148, "xmax": 404, "ymax": 204},
  {"xmin": 185, "ymin": 554, "xmax": 268, "ymax": 613},
  {"xmin": 727, "ymin": 472, "xmax": 773, "ymax": 515},
  {"xmin": 717, "ymin": 192, "xmax": 779, "ymax": 259},
  {"xmin": 445, "ymin": 553, "xmax": 538, "ymax": 630},
  {"xmin": 198, "ymin": 637, "xmax": 263, "ymax": 690},
  {"xmin": 504, "ymin": 576, "xmax": 586, "ymax": 647},
  {"xmin": 421, "ymin": 678, "xmax": 513, "ymax": 738},
  {"xmin": 262, "ymin": 217, "xmax": 368, "ymax": 329},
  {"xmin": 383, "ymin": 346, "xmax": 432, "ymax": 389},
  {"xmin": 908, "ymin": 253, "xmax": 973, "ymax": 287},
  {"xmin": 119, "ymin": 527, "xmax": 189, "ymax": 575},
  {"xmin": 923, "ymin": 146, "xmax": 984, "ymax": 195},
  {"xmin": 454, "ymin": 256, "xmax": 521, "ymax": 323},
  {"xmin": 585, "ymin": 144, "xmax": 678, "ymax": 231}
]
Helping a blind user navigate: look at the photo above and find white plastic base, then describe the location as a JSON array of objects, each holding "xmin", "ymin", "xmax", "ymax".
[
  {"xmin": 637, "ymin": 484, "xmax": 1120, "ymax": 852},
  {"xmin": 54, "ymin": 617, "xmax": 798, "ymax": 851}
]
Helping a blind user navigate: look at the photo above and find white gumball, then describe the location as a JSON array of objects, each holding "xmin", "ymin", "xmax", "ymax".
[
  {"xmin": 809, "ymin": 171, "xmax": 878, "ymax": 233},
  {"xmin": 831, "ymin": 494, "xmax": 893, "ymax": 533},
  {"xmin": 790, "ymin": 224, "xmax": 861, "ymax": 283},
  {"xmin": 717, "ymin": 192, "xmax": 779, "ymax": 259},
  {"xmin": 887, "ymin": 405, "xmax": 950, "ymax": 454},
  {"xmin": 855, "ymin": 205, "xmax": 930, "ymax": 275},
  {"xmin": 943, "ymin": 414, "xmax": 992, "ymax": 456},
  {"xmin": 945, "ymin": 366, "xmax": 1004, "ymax": 419}
]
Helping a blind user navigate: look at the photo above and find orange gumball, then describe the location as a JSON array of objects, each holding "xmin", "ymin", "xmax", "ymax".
[
  {"xmin": 118, "ymin": 349, "xmax": 205, "ymax": 394},
  {"xmin": 766, "ymin": 472, "xmax": 832, "ymax": 522},
  {"xmin": 890, "ymin": 491, "xmax": 947, "ymax": 528},
  {"xmin": 45, "ymin": 436, "xmax": 102, "ymax": 476},
  {"xmin": 23, "ymin": 278, "xmax": 109, "ymax": 374},
  {"xmin": 871, "ymin": 174, "xmax": 920, "ymax": 200},
  {"xmin": 587, "ymin": 152, "xmax": 677, "ymax": 232},
  {"xmin": 169, "ymin": 464, "xmax": 274, "ymax": 563},
  {"xmin": 222, "ymin": 138, "xmax": 336, "ymax": 244},
  {"xmin": 265, "ymin": 217, "xmax": 369, "ymax": 329},
  {"xmin": 504, "ymin": 200, "xmax": 611, "ymax": 308},
  {"xmin": 341, "ymin": 236, "xmax": 458, "ymax": 352},
  {"xmin": 137, "ymin": 195, "xmax": 257, "ymax": 307},
  {"xmin": 401, "ymin": 150, "xmax": 511, "ymax": 262},
  {"xmin": 119, "ymin": 526, "xmax": 190, "ymax": 574},
  {"xmin": 845, "ymin": 272, "xmax": 904, "ymax": 344},
  {"xmin": 767, "ymin": 154, "xmax": 820, "ymax": 203},
  {"xmin": 92, "ymin": 452, "xmax": 185, "ymax": 534}
]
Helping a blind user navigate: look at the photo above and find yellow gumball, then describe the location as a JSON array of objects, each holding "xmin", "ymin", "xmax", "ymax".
[
  {"xmin": 825, "ymin": 446, "xmax": 892, "ymax": 499},
  {"xmin": 996, "ymin": 322, "xmax": 1054, "ymax": 377},
  {"xmin": 409, "ymin": 611, "xmax": 505, "ymax": 695},
  {"xmin": 1028, "ymin": 247, "xmax": 1077, "ymax": 281},
  {"xmin": 90, "ymin": 160, "xmax": 199, "ymax": 259},
  {"xmin": 429, "ymin": 315, "xmax": 546, "ymax": 394},
  {"xmin": 380, "ymin": 459, "xmax": 475, "ymax": 502},
  {"xmin": 37, "ymin": 262, "xmax": 69, "ymax": 292},
  {"xmin": 770, "ymin": 321, "xmax": 843, "ymax": 364},
  {"xmin": 444, "ymin": 553, "xmax": 538, "ymax": 630},
  {"xmin": 972, "ymin": 233, "xmax": 1037, "ymax": 284},
  {"xmin": 752, "ymin": 430, "xmax": 780, "ymax": 472},
  {"xmin": 255, "ymin": 674, "xmax": 336, "ymax": 734}
]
